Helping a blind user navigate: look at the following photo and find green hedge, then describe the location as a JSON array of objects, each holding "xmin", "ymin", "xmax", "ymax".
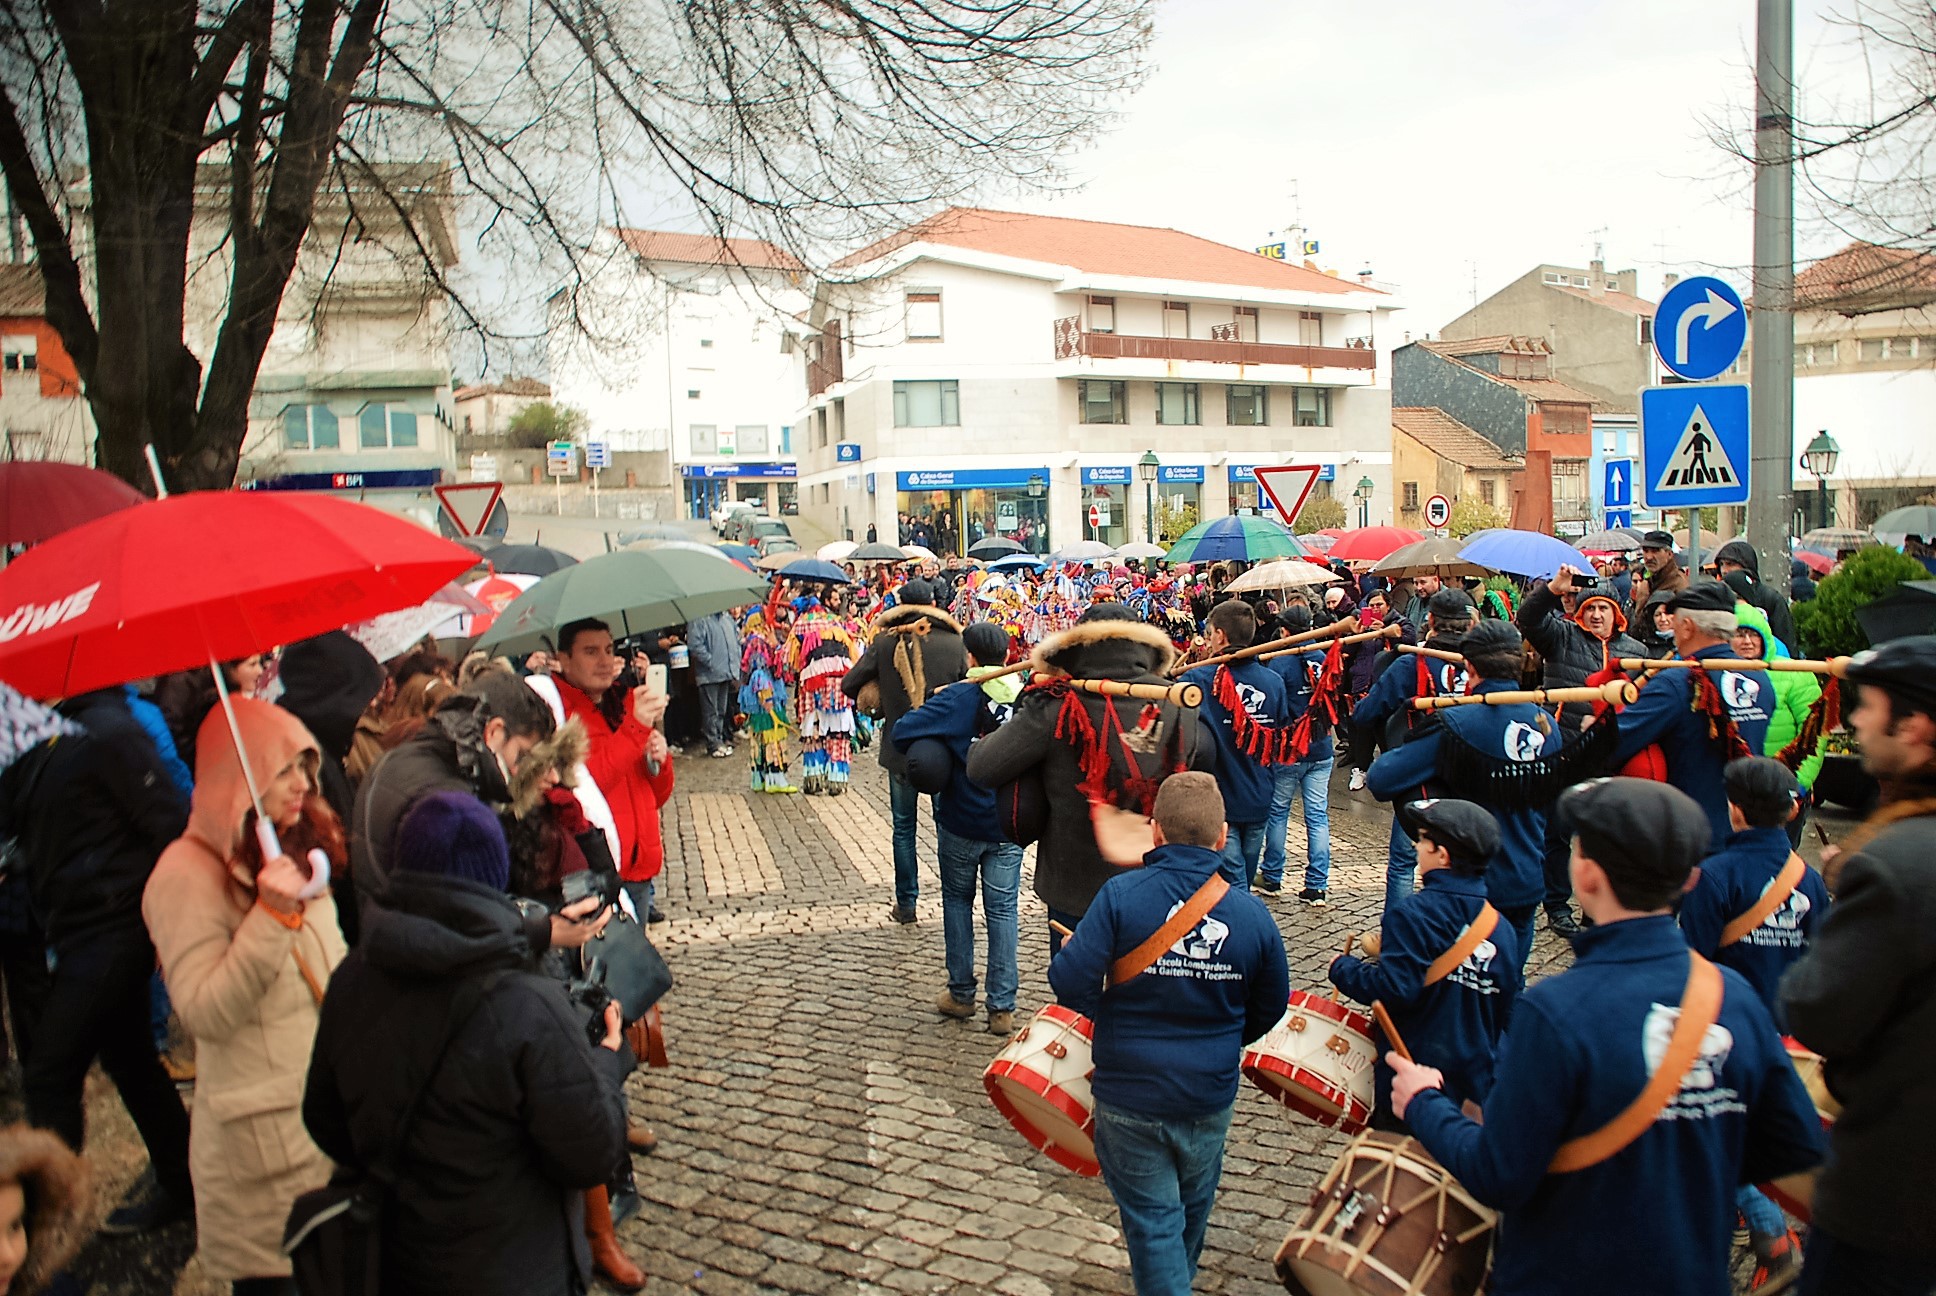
[{"xmin": 1794, "ymin": 544, "xmax": 1930, "ymax": 657}]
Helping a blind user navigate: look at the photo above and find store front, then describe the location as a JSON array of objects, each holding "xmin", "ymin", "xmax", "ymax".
[
  {"xmin": 1155, "ymin": 465, "xmax": 1204, "ymax": 543},
  {"xmin": 1080, "ymin": 466, "xmax": 1131, "ymax": 549},
  {"xmin": 682, "ymin": 462, "xmax": 799, "ymax": 519},
  {"xmin": 1228, "ymin": 464, "xmax": 1267, "ymax": 517},
  {"xmin": 896, "ymin": 467, "xmax": 1051, "ymax": 556}
]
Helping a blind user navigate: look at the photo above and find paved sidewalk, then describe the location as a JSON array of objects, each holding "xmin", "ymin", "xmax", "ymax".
[{"xmin": 623, "ymin": 750, "xmax": 1575, "ymax": 1295}]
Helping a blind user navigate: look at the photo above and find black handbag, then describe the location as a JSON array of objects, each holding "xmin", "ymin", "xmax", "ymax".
[
  {"xmin": 283, "ymin": 970, "xmax": 504, "ymax": 1295},
  {"xmin": 585, "ymin": 901, "xmax": 672, "ymax": 1022}
]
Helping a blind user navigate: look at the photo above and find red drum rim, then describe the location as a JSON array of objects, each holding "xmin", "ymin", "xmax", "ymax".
[
  {"xmin": 983, "ymin": 1063, "xmax": 1099, "ymax": 1176},
  {"xmin": 1241, "ymin": 1056, "xmax": 1370, "ymax": 1133},
  {"xmin": 1284, "ymin": 990, "xmax": 1374, "ymax": 1036},
  {"xmin": 1031, "ymin": 1002, "xmax": 1096, "ymax": 1037}
]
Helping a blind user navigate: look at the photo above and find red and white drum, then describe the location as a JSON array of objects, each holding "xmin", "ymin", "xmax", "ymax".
[
  {"xmin": 983, "ymin": 1004, "xmax": 1099, "ymax": 1177},
  {"xmin": 1243, "ymin": 991, "xmax": 1377, "ymax": 1133},
  {"xmin": 1783, "ymin": 1036, "xmax": 1840, "ymax": 1124}
]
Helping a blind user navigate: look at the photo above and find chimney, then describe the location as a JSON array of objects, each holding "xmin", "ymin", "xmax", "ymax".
[
  {"xmin": 1589, "ymin": 258, "xmax": 1606, "ymax": 297},
  {"xmin": 1663, "ymin": 272, "xmax": 1680, "ymax": 291}
]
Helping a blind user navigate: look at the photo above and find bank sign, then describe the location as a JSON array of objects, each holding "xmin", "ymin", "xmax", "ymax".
[{"xmin": 897, "ymin": 467, "xmax": 1050, "ymax": 490}]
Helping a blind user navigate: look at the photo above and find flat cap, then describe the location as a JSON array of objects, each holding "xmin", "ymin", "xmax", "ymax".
[
  {"xmin": 1845, "ymin": 634, "xmax": 1936, "ymax": 713},
  {"xmin": 1558, "ymin": 777, "xmax": 1710, "ymax": 876},
  {"xmin": 1640, "ymin": 530, "xmax": 1676, "ymax": 550},
  {"xmin": 1666, "ymin": 579, "xmax": 1737, "ymax": 614},
  {"xmin": 1398, "ymin": 798, "xmax": 1501, "ymax": 862},
  {"xmin": 1459, "ymin": 617, "xmax": 1523, "ymax": 659}
]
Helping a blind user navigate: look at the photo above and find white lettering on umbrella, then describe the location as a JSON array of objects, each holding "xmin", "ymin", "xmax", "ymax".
[{"xmin": 0, "ymin": 582, "xmax": 101, "ymax": 642}]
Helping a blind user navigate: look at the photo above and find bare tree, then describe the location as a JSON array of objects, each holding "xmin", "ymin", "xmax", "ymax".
[{"xmin": 0, "ymin": 0, "xmax": 1152, "ymax": 490}]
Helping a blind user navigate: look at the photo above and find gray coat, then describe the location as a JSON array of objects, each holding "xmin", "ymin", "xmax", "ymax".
[{"xmin": 687, "ymin": 611, "xmax": 743, "ymax": 686}]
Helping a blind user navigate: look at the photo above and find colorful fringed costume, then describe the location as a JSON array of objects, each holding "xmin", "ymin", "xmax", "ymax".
[
  {"xmin": 738, "ymin": 604, "xmax": 797, "ymax": 793},
  {"xmin": 787, "ymin": 600, "xmax": 858, "ymax": 795}
]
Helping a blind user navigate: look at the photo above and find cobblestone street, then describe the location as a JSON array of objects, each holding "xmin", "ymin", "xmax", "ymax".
[{"xmin": 623, "ymin": 750, "xmax": 1577, "ymax": 1296}]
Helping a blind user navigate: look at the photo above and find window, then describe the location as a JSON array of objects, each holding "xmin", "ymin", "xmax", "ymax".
[
  {"xmin": 905, "ymin": 289, "xmax": 942, "ymax": 340},
  {"xmin": 1226, "ymin": 384, "xmax": 1268, "ymax": 426},
  {"xmin": 1543, "ymin": 272, "xmax": 1564, "ymax": 285},
  {"xmin": 687, "ymin": 388, "xmax": 701, "ymax": 399},
  {"xmin": 699, "ymin": 338, "xmax": 714, "ymax": 349},
  {"xmin": 462, "ymin": 415, "xmax": 473, "ymax": 436},
  {"xmin": 737, "ymin": 425, "xmax": 769, "ymax": 455},
  {"xmin": 893, "ymin": 379, "xmax": 960, "ymax": 427},
  {"xmin": 1860, "ymin": 338, "xmax": 1886, "ymax": 361},
  {"xmin": 1162, "ymin": 300, "xmax": 1190, "ymax": 339},
  {"xmin": 1638, "ymin": 317, "xmax": 1653, "ymax": 346},
  {"xmin": 358, "ymin": 404, "xmax": 418, "ymax": 449},
  {"xmin": 814, "ymin": 410, "xmax": 828, "ymax": 448},
  {"xmin": 1155, "ymin": 382, "xmax": 1200, "ymax": 426},
  {"xmin": 1292, "ymin": 387, "xmax": 1331, "ymax": 427},
  {"xmin": 1234, "ymin": 306, "xmax": 1258, "ymax": 344},
  {"xmin": 1089, "ymin": 295, "xmax": 1115, "ymax": 334},
  {"xmin": 1479, "ymin": 479, "xmax": 1496, "ymax": 506},
  {"xmin": 1079, "ymin": 380, "xmax": 1127, "ymax": 424},
  {"xmin": 689, "ymin": 424, "xmax": 718, "ymax": 456},
  {"xmin": 1402, "ymin": 482, "xmax": 1420, "ymax": 511},
  {"xmin": 780, "ymin": 425, "xmax": 792, "ymax": 454},
  {"xmin": 1298, "ymin": 311, "xmax": 1322, "ymax": 346},
  {"xmin": 1802, "ymin": 341, "xmax": 1839, "ymax": 367},
  {"xmin": 1891, "ymin": 336, "xmax": 1916, "ymax": 358},
  {"xmin": 0, "ymin": 335, "xmax": 36, "ymax": 371},
  {"xmin": 282, "ymin": 404, "xmax": 340, "ymax": 451},
  {"xmin": 831, "ymin": 399, "xmax": 845, "ymax": 439}
]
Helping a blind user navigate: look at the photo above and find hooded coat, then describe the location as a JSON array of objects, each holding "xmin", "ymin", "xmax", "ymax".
[
  {"xmin": 965, "ymin": 619, "xmax": 1212, "ymax": 917},
  {"xmin": 142, "ymin": 700, "xmax": 347, "ymax": 1281},
  {"xmin": 1733, "ymin": 602, "xmax": 1825, "ymax": 789},
  {"xmin": 1715, "ymin": 541, "xmax": 1800, "ymax": 656},
  {"xmin": 276, "ymin": 631, "xmax": 385, "ymax": 826},
  {"xmin": 1636, "ymin": 589, "xmax": 1678, "ymax": 657},
  {"xmin": 842, "ymin": 603, "xmax": 968, "ymax": 778},
  {"xmin": 1514, "ymin": 582, "xmax": 1645, "ymax": 732}
]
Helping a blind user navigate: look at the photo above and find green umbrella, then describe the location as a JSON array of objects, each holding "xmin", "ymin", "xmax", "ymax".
[
  {"xmin": 476, "ymin": 549, "xmax": 768, "ymax": 656},
  {"xmin": 1164, "ymin": 514, "xmax": 1310, "ymax": 564}
]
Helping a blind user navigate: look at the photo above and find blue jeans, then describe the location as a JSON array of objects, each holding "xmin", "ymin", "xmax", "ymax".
[
  {"xmin": 1263, "ymin": 757, "xmax": 1334, "ymax": 890},
  {"xmin": 936, "ymin": 828, "xmax": 1021, "ymax": 1013},
  {"xmin": 622, "ymin": 879, "xmax": 655, "ymax": 923},
  {"xmin": 1093, "ymin": 1100, "xmax": 1235, "ymax": 1296},
  {"xmin": 1216, "ymin": 823, "xmax": 1266, "ymax": 889},
  {"xmin": 889, "ymin": 771, "xmax": 921, "ymax": 908},
  {"xmin": 1385, "ymin": 815, "xmax": 1418, "ymax": 911}
]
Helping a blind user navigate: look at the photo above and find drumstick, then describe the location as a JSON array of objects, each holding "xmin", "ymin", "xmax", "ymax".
[
  {"xmin": 1328, "ymin": 935, "xmax": 1353, "ymax": 1002},
  {"xmin": 1812, "ymin": 819, "xmax": 1830, "ymax": 848},
  {"xmin": 1049, "ymin": 919, "xmax": 1075, "ymax": 939},
  {"xmin": 1371, "ymin": 1000, "xmax": 1413, "ymax": 1063}
]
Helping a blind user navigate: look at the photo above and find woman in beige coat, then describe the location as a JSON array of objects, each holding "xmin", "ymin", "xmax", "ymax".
[{"xmin": 143, "ymin": 699, "xmax": 347, "ymax": 1294}]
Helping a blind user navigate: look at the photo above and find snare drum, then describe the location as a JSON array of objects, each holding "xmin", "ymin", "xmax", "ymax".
[
  {"xmin": 1243, "ymin": 991, "xmax": 1378, "ymax": 1133},
  {"xmin": 1783, "ymin": 1036, "xmax": 1840, "ymax": 1123},
  {"xmin": 983, "ymin": 1004, "xmax": 1099, "ymax": 1176},
  {"xmin": 1276, "ymin": 1130, "xmax": 1495, "ymax": 1296}
]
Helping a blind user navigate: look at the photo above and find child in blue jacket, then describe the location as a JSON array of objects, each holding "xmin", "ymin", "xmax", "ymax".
[
  {"xmin": 1180, "ymin": 601, "xmax": 1288, "ymax": 890},
  {"xmin": 1331, "ymin": 798, "xmax": 1520, "ymax": 1132},
  {"xmin": 1390, "ymin": 778, "xmax": 1824, "ymax": 1296}
]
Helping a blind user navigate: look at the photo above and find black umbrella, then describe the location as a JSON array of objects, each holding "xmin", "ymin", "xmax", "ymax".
[
  {"xmin": 849, "ymin": 542, "xmax": 908, "ymax": 563},
  {"xmin": 460, "ymin": 538, "xmax": 579, "ymax": 576},
  {"xmin": 967, "ymin": 536, "xmax": 1025, "ymax": 558},
  {"xmin": 1856, "ymin": 580, "xmax": 1936, "ymax": 645}
]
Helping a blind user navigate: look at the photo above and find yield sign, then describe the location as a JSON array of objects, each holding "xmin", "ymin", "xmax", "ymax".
[
  {"xmin": 1252, "ymin": 465, "xmax": 1325, "ymax": 525},
  {"xmin": 434, "ymin": 481, "xmax": 504, "ymax": 537}
]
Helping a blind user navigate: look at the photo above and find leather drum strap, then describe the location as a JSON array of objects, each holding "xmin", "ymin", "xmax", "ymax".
[
  {"xmin": 1108, "ymin": 875, "xmax": 1230, "ymax": 987},
  {"xmin": 1719, "ymin": 854, "xmax": 1807, "ymax": 947},
  {"xmin": 1423, "ymin": 904, "xmax": 1500, "ymax": 987},
  {"xmin": 1549, "ymin": 954, "xmax": 1724, "ymax": 1174}
]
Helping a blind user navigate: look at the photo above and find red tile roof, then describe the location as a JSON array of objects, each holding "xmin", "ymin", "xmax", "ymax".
[
  {"xmin": 612, "ymin": 228, "xmax": 801, "ymax": 271},
  {"xmin": 1392, "ymin": 408, "xmax": 1521, "ymax": 470},
  {"xmin": 1415, "ymin": 340, "xmax": 1602, "ymax": 407},
  {"xmin": 1791, "ymin": 241, "xmax": 1936, "ymax": 312},
  {"xmin": 838, "ymin": 207, "xmax": 1371, "ymax": 294},
  {"xmin": 1427, "ymin": 334, "xmax": 1551, "ymax": 357},
  {"xmin": 1554, "ymin": 284, "xmax": 1656, "ymax": 316},
  {"xmin": 0, "ymin": 265, "xmax": 44, "ymax": 317}
]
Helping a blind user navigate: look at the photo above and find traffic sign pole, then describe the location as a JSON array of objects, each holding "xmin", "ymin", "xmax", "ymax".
[{"xmin": 1749, "ymin": 0, "xmax": 1796, "ymax": 583}]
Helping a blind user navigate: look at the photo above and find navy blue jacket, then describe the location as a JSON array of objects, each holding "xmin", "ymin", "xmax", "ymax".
[
  {"xmin": 1352, "ymin": 647, "xmax": 1468, "ymax": 737},
  {"xmin": 1268, "ymin": 647, "xmax": 1334, "ymax": 764},
  {"xmin": 1331, "ymin": 870, "xmax": 1520, "ymax": 1125},
  {"xmin": 890, "ymin": 675, "xmax": 1010, "ymax": 841},
  {"xmin": 1407, "ymin": 916, "xmax": 1824, "ymax": 1296},
  {"xmin": 1181, "ymin": 660, "xmax": 1288, "ymax": 825},
  {"xmin": 1365, "ymin": 681, "xmax": 1553, "ymax": 910},
  {"xmin": 1611, "ymin": 643, "xmax": 1773, "ymax": 846},
  {"xmin": 1680, "ymin": 825, "xmax": 1830, "ymax": 1028},
  {"xmin": 1049, "ymin": 843, "xmax": 1289, "ymax": 1118}
]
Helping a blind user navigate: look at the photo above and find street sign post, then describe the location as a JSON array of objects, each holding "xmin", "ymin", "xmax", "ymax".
[
  {"xmin": 1641, "ymin": 382, "xmax": 1750, "ymax": 573},
  {"xmin": 1087, "ymin": 502, "xmax": 1110, "ymax": 534},
  {"xmin": 1651, "ymin": 276, "xmax": 1747, "ymax": 381},
  {"xmin": 1604, "ymin": 458, "xmax": 1632, "ymax": 509},
  {"xmin": 433, "ymin": 482, "xmax": 504, "ymax": 538},
  {"xmin": 1606, "ymin": 510, "xmax": 1633, "ymax": 530},
  {"xmin": 1252, "ymin": 464, "xmax": 1325, "ymax": 527},
  {"xmin": 1423, "ymin": 494, "xmax": 1451, "ymax": 531},
  {"xmin": 584, "ymin": 442, "xmax": 610, "ymax": 517},
  {"xmin": 547, "ymin": 440, "xmax": 576, "ymax": 516}
]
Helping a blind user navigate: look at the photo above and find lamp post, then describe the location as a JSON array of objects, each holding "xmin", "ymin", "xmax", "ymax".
[
  {"xmin": 1138, "ymin": 450, "xmax": 1160, "ymax": 544},
  {"xmin": 1027, "ymin": 472, "xmax": 1046, "ymax": 552},
  {"xmin": 1799, "ymin": 430, "xmax": 1840, "ymax": 532},
  {"xmin": 1354, "ymin": 475, "xmax": 1374, "ymax": 528}
]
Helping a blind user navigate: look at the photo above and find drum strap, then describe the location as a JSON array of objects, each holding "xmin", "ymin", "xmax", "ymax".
[
  {"xmin": 1719, "ymin": 853, "xmax": 1806, "ymax": 947},
  {"xmin": 1548, "ymin": 954, "xmax": 1724, "ymax": 1174},
  {"xmin": 1108, "ymin": 875, "xmax": 1230, "ymax": 987},
  {"xmin": 1422, "ymin": 904, "xmax": 1500, "ymax": 987}
]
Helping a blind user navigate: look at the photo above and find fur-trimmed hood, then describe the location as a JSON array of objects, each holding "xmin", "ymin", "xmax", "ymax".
[
  {"xmin": 1030, "ymin": 619, "xmax": 1177, "ymax": 678},
  {"xmin": 0, "ymin": 1124, "xmax": 89, "ymax": 1294},
  {"xmin": 506, "ymin": 716, "xmax": 589, "ymax": 818},
  {"xmin": 870, "ymin": 603, "xmax": 963, "ymax": 640}
]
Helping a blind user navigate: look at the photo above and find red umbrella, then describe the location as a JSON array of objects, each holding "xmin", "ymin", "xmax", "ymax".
[
  {"xmin": 1794, "ymin": 549, "xmax": 1833, "ymax": 577},
  {"xmin": 0, "ymin": 491, "xmax": 477, "ymax": 699},
  {"xmin": 1326, "ymin": 525, "xmax": 1424, "ymax": 562},
  {"xmin": 0, "ymin": 461, "xmax": 147, "ymax": 546}
]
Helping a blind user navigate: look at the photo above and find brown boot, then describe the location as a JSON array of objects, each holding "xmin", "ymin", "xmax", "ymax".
[
  {"xmin": 584, "ymin": 1185, "xmax": 646, "ymax": 1291},
  {"xmin": 626, "ymin": 1123, "xmax": 658, "ymax": 1154}
]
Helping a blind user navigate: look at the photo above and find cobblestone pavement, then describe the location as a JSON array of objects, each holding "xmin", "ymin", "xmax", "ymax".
[{"xmin": 622, "ymin": 749, "xmax": 1582, "ymax": 1296}]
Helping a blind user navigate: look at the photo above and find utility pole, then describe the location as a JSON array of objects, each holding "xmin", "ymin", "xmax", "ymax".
[{"xmin": 1747, "ymin": 0, "xmax": 1796, "ymax": 574}]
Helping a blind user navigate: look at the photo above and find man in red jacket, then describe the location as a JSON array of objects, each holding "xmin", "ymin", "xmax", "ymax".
[{"xmin": 552, "ymin": 618, "xmax": 675, "ymax": 924}]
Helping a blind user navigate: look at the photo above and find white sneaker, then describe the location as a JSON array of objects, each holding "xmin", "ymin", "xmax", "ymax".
[{"xmin": 1348, "ymin": 769, "xmax": 1367, "ymax": 791}]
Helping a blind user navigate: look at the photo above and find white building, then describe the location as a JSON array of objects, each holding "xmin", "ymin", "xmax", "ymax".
[
  {"xmin": 453, "ymin": 377, "xmax": 550, "ymax": 442},
  {"xmin": 547, "ymin": 229, "xmax": 808, "ymax": 519},
  {"xmin": 790, "ymin": 208, "xmax": 1402, "ymax": 552}
]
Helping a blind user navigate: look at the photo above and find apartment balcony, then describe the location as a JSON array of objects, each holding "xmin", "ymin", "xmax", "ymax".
[{"xmin": 1051, "ymin": 318, "xmax": 1376, "ymax": 384}]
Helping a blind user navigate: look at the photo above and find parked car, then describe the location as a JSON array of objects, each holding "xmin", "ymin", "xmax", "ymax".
[
  {"xmin": 748, "ymin": 518, "xmax": 793, "ymax": 544},
  {"xmin": 757, "ymin": 536, "xmax": 802, "ymax": 559},
  {"xmin": 711, "ymin": 500, "xmax": 757, "ymax": 533}
]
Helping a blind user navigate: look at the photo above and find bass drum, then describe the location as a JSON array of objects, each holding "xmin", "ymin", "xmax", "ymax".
[{"xmin": 983, "ymin": 1005, "xmax": 1099, "ymax": 1176}]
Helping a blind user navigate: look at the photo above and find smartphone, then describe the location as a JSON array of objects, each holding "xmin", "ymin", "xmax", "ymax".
[{"xmin": 646, "ymin": 663, "xmax": 668, "ymax": 696}]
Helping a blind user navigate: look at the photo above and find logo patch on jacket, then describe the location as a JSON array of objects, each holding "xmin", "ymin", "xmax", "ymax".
[
  {"xmin": 1642, "ymin": 1003, "xmax": 1744, "ymax": 1119},
  {"xmin": 1503, "ymin": 721, "xmax": 1548, "ymax": 763}
]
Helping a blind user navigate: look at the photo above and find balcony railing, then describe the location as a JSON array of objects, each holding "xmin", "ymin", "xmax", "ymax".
[{"xmin": 1052, "ymin": 318, "xmax": 1376, "ymax": 371}]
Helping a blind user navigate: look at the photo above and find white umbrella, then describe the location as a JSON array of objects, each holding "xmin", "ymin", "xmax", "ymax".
[
  {"xmin": 818, "ymin": 539, "xmax": 859, "ymax": 562},
  {"xmin": 1049, "ymin": 540, "xmax": 1116, "ymax": 563},
  {"xmin": 1115, "ymin": 541, "xmax": 1167, "ymax": 560},
  {"xmin": 900, "ymin": 544, "xmax": 938, "ymax": 563},
  {"xmin": 1223, "ymin": 559, "xmax": 1343, "ymax": 593}
]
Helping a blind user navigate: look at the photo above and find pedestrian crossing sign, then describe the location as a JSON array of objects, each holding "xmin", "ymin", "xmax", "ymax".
[{"xmin": 1639, "ymin": 383, "xmax": 1750, "ymax": 508}]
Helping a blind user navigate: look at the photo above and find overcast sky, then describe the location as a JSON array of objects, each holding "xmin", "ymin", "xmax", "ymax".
[{"xmin": 1012, "ymin": 0, "xmax": 1870, "ymax": 335}]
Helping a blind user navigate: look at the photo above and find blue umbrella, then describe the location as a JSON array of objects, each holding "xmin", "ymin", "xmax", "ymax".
[
  {"xmin": 776, "ymin": 556, "xmax": 855, "ymax": 584},
  {"xmin": 1165, "ymin": 514, "xmax": 1309, "ymax": 564},
  {"xmin": 1458, "ymin": 530, "xmax": 1594, "ymax": 581},
  {"xmin": 716, "ymin": 542, "xmax": 758, "ymax": 561},
  {"xmin": 990, "ymin": 553, "xmax": 1047, "ymax": 571}
]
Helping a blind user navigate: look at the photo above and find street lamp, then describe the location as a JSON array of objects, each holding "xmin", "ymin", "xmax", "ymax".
[
  {"xmin": 1800, "ymin": 430, "xmax": 1840, "ymax": 531},
  {"xmin": 1138, "ymin": 450, "xmax": 1160, "ymax": 544},
  {"xmin": 1354, "ymin": 474, "xmax": 1375, "ymax": 528}
]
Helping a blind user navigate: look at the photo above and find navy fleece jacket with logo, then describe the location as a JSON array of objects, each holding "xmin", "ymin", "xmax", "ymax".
[
  {"xmin": 1405, "ymin": 916, "xmax": 1823, "ymax": 1296},
  {"xmin": 1610, "ymin": 642, "xmax": 1773, "ymax": 845},
  {"xmin": 1179, "ymin": 660, "xmax": 1288, "ymax": 825},
  {"xmin": 1330, "ymin": 870, "xmax": 1520, "ymax": 1125},
  {"xmin": 1680, "ymin": 824, "xmax": 1830, "ymax": 1027},
  {"xmin": 1049, "ymin": 843, "xmax": 1289, "ymax": 1118}
]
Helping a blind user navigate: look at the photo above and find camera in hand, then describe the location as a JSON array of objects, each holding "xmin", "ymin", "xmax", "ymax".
[{"xmin": 566, "ymin": 955, "xmax": 616, "ymax": 1048}]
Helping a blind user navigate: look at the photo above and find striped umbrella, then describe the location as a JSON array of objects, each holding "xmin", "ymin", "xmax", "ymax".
[{"xmin": 1165, "ymin": 514, "xmax": 1310, "ymax": 564}]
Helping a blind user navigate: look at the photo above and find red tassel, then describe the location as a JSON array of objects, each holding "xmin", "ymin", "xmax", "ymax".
[
  {"xmin": 1691, "ymin": 669, "xmax": 1755, "ymax": 763},
  {"xmin": 1777, "ymin": 675, "xmax": 1841, "ymax": 772},
  {"xmin": 1214, "ymin": 666, "xmax": 1281, "ymax": 765}
]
